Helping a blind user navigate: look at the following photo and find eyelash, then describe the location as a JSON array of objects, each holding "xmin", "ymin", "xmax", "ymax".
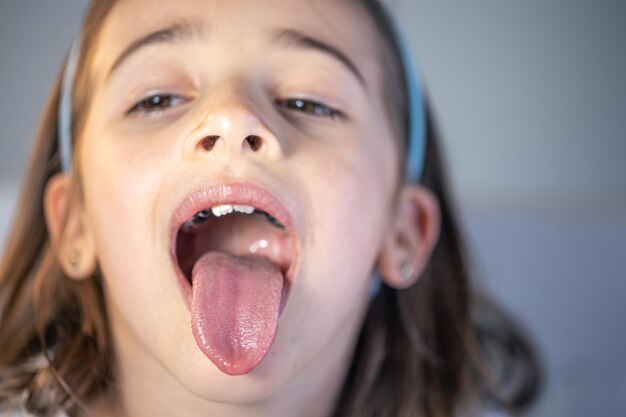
[
  {"xmin": 127, "ymin": 94, "xmax": 187, "ymax": 116},
  {"xmin": 127, "ymin": 94, "xmax": 342, "ymax": 120},
  {"xmin": 275, "ymin": 98, "xmax": 343, "ymax": 120}
]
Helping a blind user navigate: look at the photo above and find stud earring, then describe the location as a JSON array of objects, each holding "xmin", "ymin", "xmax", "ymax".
[
  {"xmin": 400, "ymin": 261, "xmax": 415, "ymax": 280},
  {"xmin": 69, "ymin": 249, "xmax": 80, "ymax": 269}
]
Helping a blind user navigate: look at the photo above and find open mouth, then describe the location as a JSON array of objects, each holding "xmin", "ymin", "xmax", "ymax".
[
  {"xmin": 170, "ymin": 184, "xmax": 297, "ymax": 376},
  {"xmin": 175, "ymin": 204, "xmax": 292, "ymax": 281}
]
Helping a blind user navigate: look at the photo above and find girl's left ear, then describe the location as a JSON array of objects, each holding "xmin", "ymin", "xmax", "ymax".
[
  {"xmin": 44, "ymin": 173, "xmax": 98, "ymax": 280},
  {"xmin": 377, "ymin": 185, "xmax": 440, "ymax": 289}
]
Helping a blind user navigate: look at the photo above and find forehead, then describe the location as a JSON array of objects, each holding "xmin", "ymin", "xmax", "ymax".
[{"xmin": 91, "ymin": 0, "xmax": 385, "ymax": 85}]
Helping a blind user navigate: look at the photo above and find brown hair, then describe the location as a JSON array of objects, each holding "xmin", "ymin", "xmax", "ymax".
[
  {"xmin": 0, "ymin": 2, "xmax": 115, "ymax": 415},
  {"xmin": 0, "ymin": 1, "xmax": 541, "ymax": 416}
]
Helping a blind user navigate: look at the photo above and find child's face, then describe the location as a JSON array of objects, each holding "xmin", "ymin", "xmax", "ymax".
[{"xmin": 77, "ymin": 0, "xmax": 399, "ymax": 403}]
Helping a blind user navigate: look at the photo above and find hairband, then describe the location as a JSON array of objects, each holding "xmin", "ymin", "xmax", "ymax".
[
  {"xmin": 370, "ymin": 18, "xmax": 426, "ymax": 297},
  {"xmin": 57, "ymin": 23, "xmax": 426, "ymax": 181},
  {"xmin": 395, "ymin": 27, "xmax": 427, "ymax": 182},
  {"xmin": 58, "ymin": 38, "xmax": 80, "ymax": 173}
]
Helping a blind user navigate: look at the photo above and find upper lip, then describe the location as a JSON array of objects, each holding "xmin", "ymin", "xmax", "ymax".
[{"xmin": 169, "ymin": 181, "xmax": 299, "ymax": 283}]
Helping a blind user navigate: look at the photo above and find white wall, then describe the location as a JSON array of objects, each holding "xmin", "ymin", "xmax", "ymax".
[
  {"xmin": 464, "ymin": 210, "xmax": 626, "ymax": 417},
  {"xmin": 0, "ymin": 182, "xmax": 18, "ymax": 252},
  {"xmin": 394, "ymin": 0, "xmax": 626, "ymax": 210}
]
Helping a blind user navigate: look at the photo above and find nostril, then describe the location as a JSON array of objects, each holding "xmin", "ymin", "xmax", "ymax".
[
  {"xmin": 201, "ymin": 135, "xmax": 220, "ymax": 151},
  {"xmin": 245, "ymin": 135, "xmax": 263, "ymax": 152}
]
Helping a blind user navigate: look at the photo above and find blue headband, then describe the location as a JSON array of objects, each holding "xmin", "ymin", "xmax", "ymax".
[
  {"xmin": 57, "ymin": 28, "xmax": 426, "ymax": 179},
  {"xmin": 396, "ymin": 28, "xmax": 427, "ymax": 181},
  {"xmin": 58, "ymin": 38, "xmax": 80, "ymax": 173}
]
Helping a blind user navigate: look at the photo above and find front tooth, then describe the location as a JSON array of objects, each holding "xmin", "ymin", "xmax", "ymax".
[
  {"xmin": 234, "ymin": 204, "xmax": 255, "ymax": 214},
  {"xmin": 212, "ymin": 204, "xmax": 234, "ymax": 217}
]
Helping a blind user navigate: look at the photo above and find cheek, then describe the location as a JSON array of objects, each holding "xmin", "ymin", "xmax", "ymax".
[
  {"xmin": 80, "ymin": 152, "xmax": 150, "ymax": 316},
  {"xmin": 77, "ymin": 122, "xmax": 183, "ymax": 342},
  {"xmin": 277, "ymin": 128, "xmax": 397, "ymax": 361},
  {"xmin": 307, "ymin": 126, "xmax": 398, "ymax": 274},
  {"xmin": 78, "ymin": 99, "xmax": 179, "ymax": 267},
  {"xmin": 316, "ymin": 164, "xmax": 390, "ymax": 275},
  {"xmin": 80, "ymin": 132, "xmax": 158, "ymax": 275},
  {"xmin": 78, "ymin": 135, "xmax": 214, "ymax": 392}
]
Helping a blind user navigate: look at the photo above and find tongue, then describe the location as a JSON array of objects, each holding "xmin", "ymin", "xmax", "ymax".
[{"xmin": 191, "ymin": 251, "xmax": 284, "ymax": 376}]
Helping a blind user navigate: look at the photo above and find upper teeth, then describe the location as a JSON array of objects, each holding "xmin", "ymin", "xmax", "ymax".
[
  {"xmin": 211, "ymin": 204, "xmax": 255, "ymax": 217},
  {"xmin": 180, "ymin": 203, "xmax": 284, "ymax": 233}
]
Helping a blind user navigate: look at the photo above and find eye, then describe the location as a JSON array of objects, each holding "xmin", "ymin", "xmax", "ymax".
[
  {"xmin": 276, "ymin": 98, "xmax": 342, "ymax": 119},
  {"xmin": 127, "ymin": 93, "xmax": 187, "ymax": 116}
]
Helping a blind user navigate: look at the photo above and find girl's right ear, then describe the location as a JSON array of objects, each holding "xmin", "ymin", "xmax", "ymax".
[{"xmin": 44, "ymin": 173, "xmax": 98, "ymax": 280}]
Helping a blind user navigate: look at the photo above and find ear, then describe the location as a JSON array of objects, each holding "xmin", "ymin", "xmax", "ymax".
[
  {"xmin": 44, "ymin": 173, "xmax": 97, "ymax": 280},
  {"xmin": 377, "ymin": 185, "xmax": 440, "ymax": 289}
]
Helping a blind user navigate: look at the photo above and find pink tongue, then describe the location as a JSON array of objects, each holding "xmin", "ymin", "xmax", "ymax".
[{"xmin": 191, "ymin": 251, "xmax": 284, "ymax": 376}]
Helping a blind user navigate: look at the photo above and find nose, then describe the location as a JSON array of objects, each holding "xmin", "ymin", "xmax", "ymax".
[{"xmin": 183, "ymin": 94, "xmax": 283, "ymax": 163}]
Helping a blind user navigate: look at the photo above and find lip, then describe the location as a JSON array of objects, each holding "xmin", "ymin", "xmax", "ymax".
[{"xmin": 169, "ymin": 182, "xmax": 300, "ymax": 310}]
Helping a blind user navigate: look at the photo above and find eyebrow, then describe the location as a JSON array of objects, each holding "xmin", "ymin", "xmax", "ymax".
[
  {"xmin": 272, "ymin": 29, "xmax": 367, "ymax": 88},
  {"xmin": 108, "ymin": 20, "xmax": 206, "ymax": 79},
  {"xmin": 107, "ymin": 23, "xmax": 366, "ymax": 89}
]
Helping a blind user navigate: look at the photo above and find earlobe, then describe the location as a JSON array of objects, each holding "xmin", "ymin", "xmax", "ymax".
[
  {"xmin": 44, "ymin": 173, "xmax": 97, "ymax": 280},
  {"xmin": 377, "ymin": 185, "xmax": 440, "ymax": 289}
]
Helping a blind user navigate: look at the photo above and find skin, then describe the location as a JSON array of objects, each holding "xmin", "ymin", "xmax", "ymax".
[{"xmin": 44, "ymin": 0, "xmax": 440, "ymax": 416}]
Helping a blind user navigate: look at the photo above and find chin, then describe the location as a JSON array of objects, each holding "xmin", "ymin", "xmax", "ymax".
[{"xmin": 163, "ymin": 331, "xmax": 302, "ymax": 404}]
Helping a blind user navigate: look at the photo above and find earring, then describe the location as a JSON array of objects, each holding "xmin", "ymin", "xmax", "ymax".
[
  {"xmin": 400, "ymin": 261, "xmax": 415, "ymax": 280},
  {"xmin": 69, "ymin": 249, "xmax": 80, "ymax": 269}
]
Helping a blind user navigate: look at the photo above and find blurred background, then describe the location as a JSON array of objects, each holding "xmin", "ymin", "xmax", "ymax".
[{"xmin": 1, "ymin": 1, "xmax": 625, "ymax": 415}]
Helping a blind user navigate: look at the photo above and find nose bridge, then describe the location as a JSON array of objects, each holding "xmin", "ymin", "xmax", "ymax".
[
  {"xmin": 206, "ymin": 89, "xmax": 258, "ymax": 135},
  {"xmin": 184, "ymin": 86, "xmax": 282, "ymax": 161}
]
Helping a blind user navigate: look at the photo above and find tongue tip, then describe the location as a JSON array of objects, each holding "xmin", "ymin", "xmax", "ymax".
[
  {"xmin": 218, "ymin": 361, "xmax": 260, "ymax": 376},
  {"xmin": 191, "ymin": 318, "xmax": 278, "ymax": 376},
  {"xmin": 211, "ymin": 345, "xmax": 274, "ymax": 376},
  {"xmin": 220, "ymin": 365, "xmax": 253, "ymax": 376}
]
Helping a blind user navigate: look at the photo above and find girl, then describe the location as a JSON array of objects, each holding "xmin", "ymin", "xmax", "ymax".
[{"xmin": 0, "ymin": 0, "xmax": 541, "ymax": 416}]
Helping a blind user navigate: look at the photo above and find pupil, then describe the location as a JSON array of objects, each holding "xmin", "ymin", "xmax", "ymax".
[{"xmin": 148, "ymin": 96, "xmax": 167, "ymax": 108}]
